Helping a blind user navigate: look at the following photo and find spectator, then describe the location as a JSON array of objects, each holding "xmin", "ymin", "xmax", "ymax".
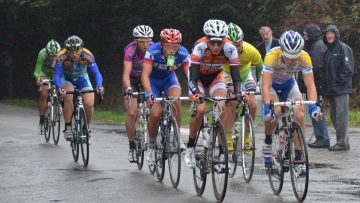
[
  {"xmin": 322, "ymin": 25, "xmax": 354, "ymax": 151},
  {"xmin": 257, "ymin": 26, "xmax": 279, "ymax": 60},
  {"xmin": 300, "ymin": 24, "xmax": 330, "ymax": 148}
]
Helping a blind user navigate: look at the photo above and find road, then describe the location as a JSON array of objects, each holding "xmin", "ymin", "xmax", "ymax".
[{"xmin": 0, "ymin": 103, "xmax": 359, "ymax": 202}]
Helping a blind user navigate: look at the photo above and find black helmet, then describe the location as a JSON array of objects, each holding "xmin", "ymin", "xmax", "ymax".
[{"xmin": 64, "ymin": 35, "xmax": 83, "ymax": 51}]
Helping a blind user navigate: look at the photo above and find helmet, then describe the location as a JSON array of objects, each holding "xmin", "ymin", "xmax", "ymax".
[
  {"xmin": 227, "ymin": 23, "xmax": 244, "ymax": 43},
  {"xmin": 46, "ymin": 39, "xmax": 61, "ymax": 56},
  {"xmin": 160, "ymin": 28, "xmax": 182, "ymax": 44},
  {"xmin": 279, "ymin": 30, "xmax": 304, "ymax": 59},
  {"xmin": 133, "ymin": 25, "xmax": 154, "ymax": 38},
  {"xmin": 64, "ymin": 35, "xmax": 84, "ymax": 51},
  {"xmin": 203, "ymin": 19, "xmax": 228, "ymax": 40}
]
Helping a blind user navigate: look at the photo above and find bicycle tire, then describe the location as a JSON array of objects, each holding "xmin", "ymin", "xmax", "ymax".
[
  {"xmin": 241, "ymin": 113, "xmax": 255, "ymax": 183},
  {"xmin": 193, "ymin": 118, "xmax": 207, "ymax": 196},
  {"xmin": 135, "ymin": 117, "xmax": 145, "ymax": 170},
  {"xmin": 79, "ymin": 108, "xmax": 90, "ymax": 167},
  {"xmin": 268, "ymin": 125, "xmax": 284, "ymax": 195},
  {"xmin": 167, "ymin": 116, "xmax": 181, "ymax": 188},
  {"xmin": 211, "ymin": 121, "xmax": 228, "ymax": 202},
  {"xmin": 52, "ymin": 100, "xmax": 61, "ymax": 145},
  {"xmin": 44, "ymin": 106, "xmax": 51, "ymax": 142},
  {"xmin": 71, "ymin": 112, "xmax": 79, "ymax": 162},
  {"xmin": 155, "ymin": 121, "xmax": 166, "ymax": 182},
  {"xmin": 290, "ymin": 121, "xmax": 309, "ymax": 202}
]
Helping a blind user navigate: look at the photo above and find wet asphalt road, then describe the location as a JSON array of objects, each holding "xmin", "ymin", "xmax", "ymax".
[{"xmin": 1, "ymin": 103, "xmax": 360, "ymax": 203}]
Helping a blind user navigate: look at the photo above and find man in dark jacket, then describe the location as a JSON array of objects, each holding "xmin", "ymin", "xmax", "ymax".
[
  {"xmin": 300, "ymin": 24, "xmax": 330, "ymax": 148},
  {"xmin": 257, "ymin": 26, "xmax": 279, "ymax": 60},
  {"xmin": 323, "ymin": 25, "xmax": 354, "ymax": 151}
]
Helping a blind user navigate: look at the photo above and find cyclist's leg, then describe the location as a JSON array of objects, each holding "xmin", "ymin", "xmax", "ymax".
[
  {"xmin": 38, "ymin": 79, "xmax": 49, "ymax": 117},
  {"xmin": 243, "ymin": 73, "xmax": 258, "ymax": 120},
  {"xmin": 287, "ymin": 82, "xmax": 304, "ymax": 151},
  {"xmin": 223, "ymin": 72, "xmax": 237, "ymax": 151},
  {"xmin": 62, "ymin": 78, "xmax": 74, "ymax": 139}
]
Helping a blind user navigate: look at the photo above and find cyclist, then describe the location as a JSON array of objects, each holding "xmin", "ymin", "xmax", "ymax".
[
  {"xmin": 223, "ymin": 22, "xmax": 263, "ymax": 153},
  {"xmin": 54, "ymin": 35, "xmax": 104, "ymax": 143},
  {"xmin": 34, "ymin": 39, "xmax": 61, "ymax": 134},
  {"xmin": 141, "ymin": 28, "xmax": 190, "ymax": 166},
  {"xmin": 123, "ymin": 25, "xmax": 153, "ymax": 162},
  {"xmin": 262, "ymin": 30, "xmax": 320, "ymax": 175},
  {"xmin": 185, "ymin": 19, "xmax": 242, "ymax": 168}
]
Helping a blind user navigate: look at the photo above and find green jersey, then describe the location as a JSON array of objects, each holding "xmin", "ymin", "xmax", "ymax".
[{"xmin": 33, "ymin": 48, "xmax": 54, "ymax": 79}]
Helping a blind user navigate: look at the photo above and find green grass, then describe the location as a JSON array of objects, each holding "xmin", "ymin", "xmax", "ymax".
[{"xmin": 2, "ymin": 99, "xmax": 360, "ymax": 127}]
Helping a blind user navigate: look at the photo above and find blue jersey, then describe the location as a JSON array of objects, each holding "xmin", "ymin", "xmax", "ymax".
[{"xmin": 143, "ymin": 42, "xmax": 190, "ymax": 78}]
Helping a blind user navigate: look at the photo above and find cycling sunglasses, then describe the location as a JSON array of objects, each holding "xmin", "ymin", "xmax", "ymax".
[{"xmin": 208, "ymin": 40, "xmax": 225, "ymax": 47}]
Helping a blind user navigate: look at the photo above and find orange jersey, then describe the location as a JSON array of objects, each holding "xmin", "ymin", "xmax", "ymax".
[{"xmin": 191, "ymin": 37, "xmax": 239, "ymax": 75}]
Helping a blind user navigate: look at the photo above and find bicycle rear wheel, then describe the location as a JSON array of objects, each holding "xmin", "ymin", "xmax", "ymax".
[
  {"xmin": 79, "ymin": 108, "xmax": 90, "ymax": 167},
  {"xmin": 52, "ymin": 100, "xmax": 61, "ymax": 145},
  {"xmin": 155, "ymin": 123, "xmax": 166, "ymax": 182},
  {"xmin": 268, "ymin": 126, "xmax": 284, "ymax": 195},
  {"xmin": 193, "ymin": 119, "xmax": 207, "ymax": 196},
  {"xmin": 71, "ymin": 113, "xmax": 79, "ymax": 162},
  {"xmin": 290, "ymin": 121, "xmax": 309, "ymax": 202},
  {"xmin": 167, "ymin": 116, "xmax": 181, "ymax": 188},
  {"xmin": 241, "ymin": 113, "xmax": 255, "ymax": 183},
  {"xmin": 211, "ymin": 121, "xmax": 228, "ymax": 202}
]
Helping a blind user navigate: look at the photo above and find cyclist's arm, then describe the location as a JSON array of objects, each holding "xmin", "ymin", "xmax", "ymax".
[
  {"xmin": 261, "ymin": 71, "xmax": 272, "ymax": 104},
  {"xmin": 183, "ymin": 63, "xmax": 189, "ymax": 80},
  {"xmin": 34, "ymin": 51, "xmax": 44, "ymax": 80},
  {"xmin": 122, "ymin": 61, "xmax": 132, "ymax": 89},
  {"xmin": 189, "ymin": 64, "xmax": 201, "ymax": 94},
  {"xmin": 229, "ymin": 65, "xmax": 242, "ymax": 94},
  {"xmin": 255, "ymin": 60, "xmax": 264, "ymax": 81},
  {"xmin": 141, "ymin": 61, "xmax": 153, "ymax": 93},
  {"xmin": 54, "ymin": 64, "xmax": 64, "ymax": 89},
  {"xmin": 88, "ymin": 64, "xmax": 103, "ymax": 88},
  {"xmin": 303, "ymin": 72, "xmax": 317, "ymax": 101}
]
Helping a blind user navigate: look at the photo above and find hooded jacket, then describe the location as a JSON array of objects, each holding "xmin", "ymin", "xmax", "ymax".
[
  {"xmin": 298, "ymin": 24, "xmax": 327, "ymax": 94},
  {"xmin": 322, "ymin": 25, "xmax": 354, "ymax": 96}
]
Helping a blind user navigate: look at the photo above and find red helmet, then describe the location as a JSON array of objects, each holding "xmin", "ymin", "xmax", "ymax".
[{"xmin": 160, "ymin": 28, "xmax": 182, "ymax": 44}]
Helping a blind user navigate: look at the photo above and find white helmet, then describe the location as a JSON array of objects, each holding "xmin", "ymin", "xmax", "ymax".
[
  {"xmin": 133, "ymin": 25, "xmax": 154, "ymax": 38},
  {"xmin": 279, "ymin": 30, "xmax": 304, "ymax": 59},
  {"xmin": 203, "ymin": 19, "xmax": 228, "ymax": 40}
]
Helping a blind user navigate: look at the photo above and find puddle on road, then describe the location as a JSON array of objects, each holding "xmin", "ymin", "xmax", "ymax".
[
  {"xmin": 309, "ymin": 162, "xmax": 341, "ymax": 169},
  {"xmin": 87, "ymin": 177, "xmax": 115, "ymax": 182}
]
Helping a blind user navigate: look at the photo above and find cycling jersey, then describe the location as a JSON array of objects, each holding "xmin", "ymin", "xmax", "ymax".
[
  {"xmin": 191, "ymin": 37, "xmax": 239, "ymax": 75},
  {"xmin": 143, "ymin": 42, "xmax": 190, "ymax": 97},
  {"xmin": 223, "ymin": 41, "xmax": 263, "ymax": 82},
  {"xmin": 143, "ymin": 42, "xmax": 190, "ymax": 78},
  {"xmin": 124, "ymin": 41, "xmax": 151, "ymax": 78},
  {"xmin": 263, "ymin": 47, "xmax": 313, "ymax": 85},
  {"xmin": 33, "ymin": 48, "xmax": 54, "ymax": 79},
  {"xmin": 54, "ymin": 48, "xmax": 103, "ymax": 89}
]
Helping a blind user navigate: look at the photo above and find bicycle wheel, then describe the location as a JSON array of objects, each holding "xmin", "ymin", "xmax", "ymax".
[
  {"xmin": 167, "ymin": 116, "xmax": 181, "ymax": 188},
  {"xmin": 241, "ymin": 113, "xmax": 255, "ymax": 183},
  {"xmin": 193, "ymin": 119, "xmax": 207, "ymax": 196},
  {"xmin": 71, "ymin": 113, "xmax": 79, "ymax": 162},
  {"xmin": 268, "ymin": 126, "xmax": 284, "ymax": 195},
  {"xmin": 155, "ymin": 123, "xmax": 166, "ymax": 182},
  {"xmin": 44, "ymin": 106, "xmax": 51, "ymax": 142},
  {"xmin": 229, "ymin": 114, "xmax": 241, "ymax": 178},
  {"xmin": 211, "ymin": 121, "xmax": 228, "ymax": 202},
  {"xmin": 135, "ymin": 117, "xmax": 145, "ymax": 170},
  {"xmin": 79, "ymin": 108, "xmax": 90, "ymax": 167},
  {"xmin": 52, "ymin": 100, "xmax": 61, "ymax": 145},
  {"xmin": 290, "ymin": 121, "xmax": 309, "ymax": 202}
]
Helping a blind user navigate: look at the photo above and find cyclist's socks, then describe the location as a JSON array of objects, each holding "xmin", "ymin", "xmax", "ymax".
[
  {"xmin": 187, "ymin": 137, "xmax": 195, "ymax": 148},
  {"xmin": 148, "ymin": 137, "xmax": 156, "ymax": 148},
  {"xmin": 226, "ymin": 131, "xmax": 232, "ymax": 141},
  {"xmin": 65, "ymin": 122, "xmax": 71, "ymax": 129},
  {"xmin": 219, "ymin": 145, "xmax": 224, "ymax": 155},
  {"xmin": 264, "ymin": 134, "xmax": 272, "ymax": 144},
  {"xmin": 129, "ymin": 140, "xmax": 136, "ymax": 149},
  {"xmin": 39, "ymin": 115, "xmax": 45, "ymax": 123}
]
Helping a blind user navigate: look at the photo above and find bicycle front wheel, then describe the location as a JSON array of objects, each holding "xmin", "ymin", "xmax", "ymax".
[
  {"xmin": 71, "ymin": 113, "xmax": 79, "ymax": 162},
  {"xmin": 155, "ymin": 123, "xmax": 166, "ymax": 182},
  {"xmin": 241, "ymin": 113, "xmax": 255, "ymax": 183},
  {"xmin": 52, "ymin": 100, "xmax": 61, "ymax": 145},
  {"xmin": 290, "ymin": 121, "xmax": 309, "ymax": 202},
  {"xmin": 44, "ymin": 106, "xmax": 51, "ymax": 142},
  {"xmin": 167, "ymin": 116, "xmax": 181, "ymax": 188},
  {"xmin": 193, "ymin": 119, "xmax": 207, "ymax": 196},
  {"xmin": 211, "ymin": 121, "xmax": 228, "ymax": 202},
  {"xmin": 268, "ymin": 126, "xmax": 284, "ymax": 195},
  {"xmin": 79, "ymin": 108, "xmax": 90, "ymax": 167}
]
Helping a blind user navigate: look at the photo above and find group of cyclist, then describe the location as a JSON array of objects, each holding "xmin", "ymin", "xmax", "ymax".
[
  {"xmin": 34, "ymin": 36, "xmax": 104, "ymax": 143},
  {"xmin": 34, "ymin": 19, "xmax": 322, "ymax": 175}
]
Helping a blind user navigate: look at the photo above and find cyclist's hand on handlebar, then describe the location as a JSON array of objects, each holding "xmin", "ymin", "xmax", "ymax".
[
  {"xmin": 309, "ymin": 103, "xmax": 322, "ymax": 121},
  {"xmin": 145, "ymin": 91, "xmax": 154, "ymax": 105},
  {"xmin": 36, "ymin": 78, "xmax": 43, "ymax": 86},
  {"xmin": 97, "ymin": 86, "xmax": 105, "ymax": 96},
  {"xmin": 123, "ymin": 87, "xmax": 133, "ymax": 99},
  {"xmin": 236, "ymin": 90, "xmax": 243, "ymax": 102},
  {"xmin": 57, "ymin": 88, "xmax": 66, "ymax": 97},
  {"xmin": 191, "ymin": 93, "xmax": 203, "ymax": 103},
  {"xmin": 264, "ymin": 103, "xmax": 275, "ymax": 122}
]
